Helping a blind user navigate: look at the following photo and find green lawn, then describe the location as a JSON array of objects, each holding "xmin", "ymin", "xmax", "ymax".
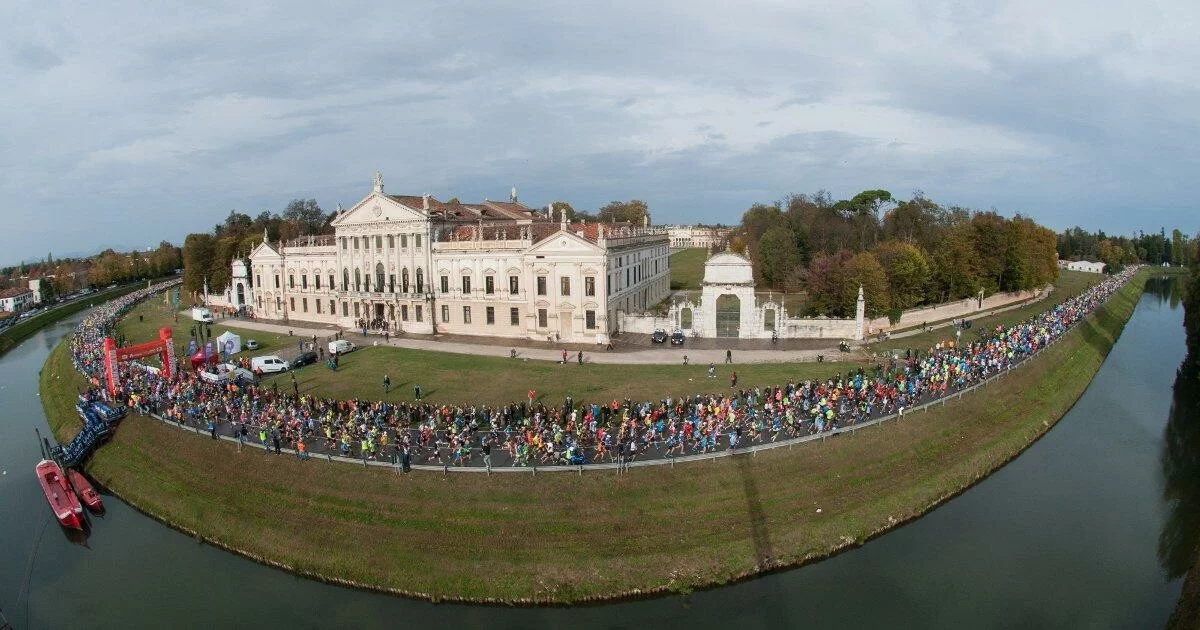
[
  {"xmin": 869, "ymin": 269, "xmax": 1103, "ymax": 352},
  {"xmin": 670, "ymin": 247, "xmax": 708, "ymax": 290},
  {"xmin": 120, "ymin": 299, "xmax": 865, "ymax": 407}
]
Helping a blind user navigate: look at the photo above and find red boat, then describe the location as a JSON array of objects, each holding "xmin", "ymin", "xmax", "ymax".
[
  {"xmin": 67, "ymin": 468, "xmax": 104, "ymax": 513},
  {"xmin": 36, "ymin": 459, "xmax": 83, "ymax": 530}
]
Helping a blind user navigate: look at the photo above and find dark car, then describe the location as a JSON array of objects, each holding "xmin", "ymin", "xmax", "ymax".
[
  {"xmin": 289, "ymin": 351, "xmax": 318, "ymax": 370},
  {"xmin": 651, "ymin": 329, "xmax": 667, "ymax": 344},
  {"xmin": 670, "ymin": 330, "xmax": 685, "ymax": 345}
]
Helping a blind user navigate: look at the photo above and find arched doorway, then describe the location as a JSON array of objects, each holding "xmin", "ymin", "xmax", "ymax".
[
  {"xmin": 715, "ymin": 294, "xmax": 740, "ymax": 338},
  {"xmin": 235, "ymin": 283, "xmax": 245, "ymax": 306}
]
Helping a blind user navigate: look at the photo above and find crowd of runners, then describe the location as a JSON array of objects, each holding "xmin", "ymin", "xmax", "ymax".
[{"xmin": 69, "ymin": 267, "xmax": 1138, "ymax": 470}]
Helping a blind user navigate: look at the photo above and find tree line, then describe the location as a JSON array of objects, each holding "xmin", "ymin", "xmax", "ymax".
[
  {"xmin": 731, "ymin": 190, "xmax": 1059, "ymax": 319},
  {"xmin": 0, "ymin": 244, "xmax": 180, "ymax": 302},
  {"xmin": 1057, "ymin": 226, "xmax": 1196, "ymax": 270},
  {"xmin": 182, "ymin": 199, "xmax": 336, "ymax": 296}
]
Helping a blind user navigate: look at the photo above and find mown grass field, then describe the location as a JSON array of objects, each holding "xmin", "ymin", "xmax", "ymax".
[
  {"xmin": 119, "ymin": 298, "xmax": 866, "ymax": 406},
  {"xmin": 669, "ymin": 247, "xmax": 708, "ymax": 290},
  {"xmin": 41, "ymin": 268, "xmax": 1151, "ymax": 603},
  {"xmin": 870, "ymin": 269, "xmax": 1102, "ymax": 352}
]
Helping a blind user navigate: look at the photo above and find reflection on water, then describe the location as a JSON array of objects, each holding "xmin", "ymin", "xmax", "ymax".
[{"xmin": 1160, "ymin": 359, "xmax": 1200, "ymax": 578}]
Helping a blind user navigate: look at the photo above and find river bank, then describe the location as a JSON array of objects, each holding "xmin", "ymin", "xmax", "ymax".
[{"xmin": 39, "ymin": 269, "xmax": 1150, "ymax": 604}]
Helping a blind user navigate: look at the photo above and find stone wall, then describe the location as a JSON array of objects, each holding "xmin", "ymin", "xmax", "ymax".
[{"xmin": 867, "ymin": 287, "xmax": 1043, "ymax": 333}]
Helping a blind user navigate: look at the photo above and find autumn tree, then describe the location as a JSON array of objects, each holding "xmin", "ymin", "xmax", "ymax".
[
  {"xmin": 873, "ymin": 241, "xmax": 931, "ymax": 310},
  {"xmin": 596, "ymin": 200, "xmax": 649, "ymax": 225}
]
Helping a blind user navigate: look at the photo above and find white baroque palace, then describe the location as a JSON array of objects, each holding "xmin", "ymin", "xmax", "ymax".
[{"xmin": 228, "ymin": 173, "xmax": 670, "ymax": 343}]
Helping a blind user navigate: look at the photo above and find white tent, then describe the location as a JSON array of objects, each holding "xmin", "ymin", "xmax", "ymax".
[{"xmin": 216, "ymin": 330, "xmax": 242, "ymax": 355}]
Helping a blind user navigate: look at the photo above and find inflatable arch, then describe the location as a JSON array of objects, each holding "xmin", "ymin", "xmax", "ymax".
[{"xmin": 103, "ymin": 327, "xmax": 175, "ymax": 397}]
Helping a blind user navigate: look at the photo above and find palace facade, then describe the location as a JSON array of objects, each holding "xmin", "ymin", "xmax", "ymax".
[{"xmin": 228, "ymin": 174, "xmax": 670, "ymax": 342}]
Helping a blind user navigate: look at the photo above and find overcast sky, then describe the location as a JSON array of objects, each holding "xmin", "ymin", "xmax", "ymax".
[{"xmin": 3, "ymin": 1, "xmax": 1198, "ymax": 264}]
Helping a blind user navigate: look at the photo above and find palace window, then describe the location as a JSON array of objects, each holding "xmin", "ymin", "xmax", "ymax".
[
  {"xmin": 375, "ymin": 263, "xmax": 385, "ymax": 293},
  {"xmin": 340, "ymin": 237, "xmax": 347, "ymax": 250},
  {"xmin": 461, "ymin": 276, "xmax": 471, "ymax": 294},
  {"xmin": 376, "ymin": 236, "xmax": 383, "ymax": 249},
  {"xmin": 353, "ymin": 303, "xmax": 360, "ymax": 317},
  {"xmin": 274, "ymin": 275, "xmax": 280, "ymax": 289},
  {"xmin": 462, "ymin": 306, "xmax": 471, "ymax": 324},
  {"xmin": 387, "ymin": 235, "xmax": 394, "ymax": 249},
  {"xmin": 302, "ymin": 298, "xmax": 308, "ymax": 313},
  {"xmin": 256, "ymin": 274, "xmax": 261, "ymax": 287},
  {"xmin": 314, "ymin": 275, "xmax": 321, "ymax": 290},
  {"xmin": 342, "ymin": 269, "xmax": 349, "ymax": 291},
  {"xmin": 363, "ymin": 237, "xmax": 369, "ymax": 250},
  {"xmin": 276, "ymin": 297, "xmax": 281, "ymax": 311},
  {"xmin": 486, "ymin": 306, "xmax": 494, "ymax": 325},
  {"xmin": 301, "ymin": 275, "xmax": 307, "ymax": 289},
  {"xmin": 401, "ymin": 305, "xmax": 409, "ymax": 321},
  {"xmin": 586, "ymin": 310, "xmax": 596, "ymax": 329},
  {"xmin": 509, "ymin": 275, "xmax": 519, "ymax": 294},
  {"xmin": 585, "ymin": 277, "xmax": 595, "ymax": 297},
  {"xmin": 341, "ymin": 301, "xmax": 348, "ymax": 316},
  {"xmin": 328, "ymin": 273, "xmax": 334, "ymax": 290},
  {"xmin": 401, "ymin": 234, "xmax": 408, "ymax": 249},
  {"xmin": 485, "ymin": 276, "xmax": 494, "ymax": 295},
  {"xmin": 440, "ymin": 275, "xmax": 449, "ymax": 293},
  {"xmin": 536, "ymin": 276, "xmax": 546, "ymax": 296},
  {"xmin": 510, "ymin": 307, "xmax": 520, "ymax": 326},
  {"xmin": 354, "ymin": 268, "xmax": 362, "ymax": 292},
  {"xmin": 441, "ymin": 304, "xmax": 450, "ymax": 323},
  {"xmin": 537, "ymin": 308, "xmax": 548, "ymax": 328},
  {"xmin": 330, "ymin": 300, "xmax": 335, "ymax": 314},
  {"xmin": 353, "ymin": 237, "xmax": 359, "ymax": 250},
  {"xmin": 289, "ymin": 274, "xmax": 295, "ymax": 289},
  {"xmin": 415, "ymin": 235, "xmax": 422, "ymax": 249},
  {"xmin": 388, "ymin": 274, "xmax": 395, "ymax": 293},
  {"xmin": 289, "ymin": 297, "xmax": 295, "ymax": 311},
  {"xmin": 402, "ymin": 268, "xmax": 410, "ymax": 293},
  {"xmin": 560, "ymin": 277, "xmax": 570, "ymax": 296},
  {"xmin": 415, "ymin": 305, "xmax": 423, "ymax": 322},
  {"xmin": 416, "ymin": 269, "xmax": 424, "ymax": 293}
]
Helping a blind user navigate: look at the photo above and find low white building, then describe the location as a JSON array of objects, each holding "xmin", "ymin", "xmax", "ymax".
[
  {"xmin": 1060, "ymin": 260, "xmax": 1106, "ymax": 274},
  {"xmin": 229, "ymin": 173, "xmax": 670, "ymax": 343},
  {"xmin": 28, "ymin": 279, "xmax": 45, "ymax": 304},
  {"xmin": 0, "ymin": 287, "xmax": 35, "ymax": 313}
]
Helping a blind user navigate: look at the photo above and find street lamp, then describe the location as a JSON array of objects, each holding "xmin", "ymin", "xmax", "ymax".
[{"xmin": 425, "ymin": 291, "xmax": 436, "ymax": 335}]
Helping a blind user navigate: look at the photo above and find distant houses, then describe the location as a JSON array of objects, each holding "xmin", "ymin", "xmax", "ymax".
[
  {"xmin": 1057, "ymin": 259, "xmax": 1106, "ymax": 274},
  {"xmin": 0, "ymin": 287, "xmax": 35, "ymax": 313}
]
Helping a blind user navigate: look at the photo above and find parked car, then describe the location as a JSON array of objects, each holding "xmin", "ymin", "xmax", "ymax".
[
  {"xmin": 328, "ymin": 339, "xmax": 356, "ymax": 354},
  {"xmin": 651, "ymin": 329, "xmax": 667, "ymax": 344},
  {"xmin": 245, "ymin": 339, "xmax": 259, "ymax": 350},
  {"xmin": 250, "ymin": 355, "xmax": 288, "ymax": 374},
  {"xmin": 671, "ymin": 330, "xmax": 685, "ymax": 345},
  {"xmin": 289, "ymin": 351, "xmax": 318, "ymax": 370}
]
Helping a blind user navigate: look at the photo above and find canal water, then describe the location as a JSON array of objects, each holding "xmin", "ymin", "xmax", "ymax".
[{"xmin": 0, "ymin": 276, "xmax": 1193, "ymax": 629}]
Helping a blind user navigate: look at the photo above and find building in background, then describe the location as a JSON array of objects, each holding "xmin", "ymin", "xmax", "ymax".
[
  {"xmin": 665, "ymin": 225, "xmax": 732, "ymax": 250},
  {"xmin": 27, "ymin": 278, "xmax": 44, "ymax": 304},
  {"xmin": 226, "ymin": 173, "xmax": 670, "ymax": 343},
  {"xmin": 1058, "ymin": 259, "xmax": 1107, "ymax": 274},
  {"xmin": 0, "ymin": 287, "xmax": 35, "ymax": 313}
]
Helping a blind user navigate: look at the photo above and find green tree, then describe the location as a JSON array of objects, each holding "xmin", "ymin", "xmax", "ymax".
[
  {"xmin": 873, "ymin": 240, "xmax": 930, "ymax": 310},
  {"xmin": 182, "ymin": 233, "xmax": 216, "ymax": 295},
  {"xmin": 757, "ymin": 226, "xmax": 800, "ymax": 289},
  {"xmin": 596, "ymin": 200, "xmax": 649, "ymax": 225},
  {"xmin": 802, "ymin": 250, "xmax": 852, "ymax": 316},
  {"xmin": 844, "ymin": 251, "xmax": 890, "ymax": 317}
]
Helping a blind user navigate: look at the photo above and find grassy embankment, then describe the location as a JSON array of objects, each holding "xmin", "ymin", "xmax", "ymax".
[
  {"xmin": 41, "ymin": 269, "xmax": 1149, "ymax": 603},
  {"xmin": 0, "ymin": 283, "xmax": 143, "ymax": 358}
]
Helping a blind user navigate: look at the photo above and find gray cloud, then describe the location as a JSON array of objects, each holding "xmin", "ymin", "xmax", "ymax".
[{"xmin": 1, "ymin": 0, "xmax": 1198, "ymax": 264}]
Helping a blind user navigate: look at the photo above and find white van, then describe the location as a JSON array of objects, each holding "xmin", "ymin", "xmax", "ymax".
[
  {"xmin": 191, "ymin": 307, "xmax": 214, "ymax": 323},
  {"xmin": 250, "ymin": 355, "xmax": 288, "ymax": 374},
  {"xmin": 328, "ymin": 339, "xmax": 356, "ymax": 355}
]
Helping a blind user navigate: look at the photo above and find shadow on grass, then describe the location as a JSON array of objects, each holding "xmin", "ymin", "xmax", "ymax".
[{"xmin": 733, "ymin": 450, "xmax": 774, "ymax": 568}]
